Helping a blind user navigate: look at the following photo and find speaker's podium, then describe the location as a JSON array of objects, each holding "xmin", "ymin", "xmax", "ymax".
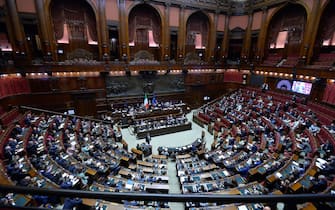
[
  {"xmin": 120, "ymin": 156, "xmax": 130, "ymax": 167},
  {"xmin": 196, "ymin": 149, "xmax": 205, "ymax": 159},
  {"xmin": 85, "ymin": 168, "xmax": 97, "ymax": 180},
  {"xmin": 131, "ymin": 148, "xmax": 143, "ymax": 160}
]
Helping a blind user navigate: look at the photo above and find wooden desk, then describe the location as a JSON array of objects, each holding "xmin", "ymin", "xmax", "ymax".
[
  {"xmin": 248, "ymin": 167, "xmax": 258, "ymax": 176},
  {"xmin": 176, "ymin": 154, "xmax": 191, "ymax": 159},
  {"xmin": 137, "ymin": 160, "xmax": 154, "ymax": 168},
  {"xmin": 266, "ymin": 174, "xmax": 277, "ymax": 183},
  {"xmin": 128, "ymin": 164, "xmax": 137, "ymax": 170},
  {"xmin": 85, "ymin": 168, "xmax": 97, "ymax": 177},
  {"xmin": 300, "ymin": 202, "xmax": 317, "ymax": 210},
  {"xmin": 152, "ymin": 154, "xmax": 167, "ymax": 159},
  {"xmin": 119, "ymin": 169, "xmax": 131, "ymax": 178},
  {"xmin": 28, "ymin": 168, "xmax": 38, "ymax": 177},
  {"xmin": 131, "ymin": 148, "xmax": 143, "ymax": 155},
  {"xmin": 120, "ymin": 156, "xmax": 130, "ymax": 167},
  {"xmin": 134, "ymin": 108, "xmax": 182, "ymax": 120},
  {"xmin": 142, "ymin": 167, "xmax": 154, "ymax": 173},
  {"xmin": 82, "ymin": 198, "xmax": 97, "ymax": 206},
  {"xmin": 290, "ymin": 182, "xmax": 302, "ymax": 192},
  {"xmin": 271, "ymin": 190, "xmax": 283, "ymax": 195},
  {"xmin": 131, "ymin": 148, "xmax": 143, "ymax": 160}
]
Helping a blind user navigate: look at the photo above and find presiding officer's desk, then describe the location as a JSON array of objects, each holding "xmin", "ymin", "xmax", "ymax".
[
  {"xmin": 135, "ymin": 121, "xmax": 192, "ymax": 139},
  {"xmin": 134, "ymin": 106, "xmax": 184, "ymax": 120},
  {"xmin": 110, "ymin": 102, "xmax": 186, "ymax": 127}
]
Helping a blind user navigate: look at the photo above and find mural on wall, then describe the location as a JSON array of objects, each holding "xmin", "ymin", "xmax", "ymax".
[{"xmin": 105, "ymin": 74, "xmax": 185, "ymax": 97}]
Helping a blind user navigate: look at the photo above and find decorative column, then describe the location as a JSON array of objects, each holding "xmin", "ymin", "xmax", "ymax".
[
  {"xmin": 221, "ymin": 11, "xmax": 231, "ymax": 59},
  {"xmin": 207, "ymin": 10, "xmax": 219, "ymax": 62},
  {"xmin": 256, "ymin": 6, "xmax": 268, "ymax": 61},
  {"xmin": 242, "ymin": 10, "xmax": 253, "ymax": 60},
  {"xmin": 118, "ymin": 0, "xmax": 129, "ymax": 62},
  {"xmin": 98, "ymin": 0, "xmax": 109, "ymax": 61},
  {"xmin": 162, "ymin": 2, "xmax": 170, "ymax": 61},
  {"xmin": 35, "ymin": 0, "xmax": 53, "ymax": 60},
  {"xmin": 6, "ymin": 0, "xmax": 27, "ymax": 56},
  {"xmin": 177, "ymin": 4, "xmax": 186, "ymax": 62},
  {"xmin": 304, "ymin": 0, "xmax": 321, "ymax": 64}
]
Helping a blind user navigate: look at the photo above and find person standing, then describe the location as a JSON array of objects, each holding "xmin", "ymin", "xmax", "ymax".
[{"xmin": 146, "ymin": 132, "xmax": 151, "ymax": 144}]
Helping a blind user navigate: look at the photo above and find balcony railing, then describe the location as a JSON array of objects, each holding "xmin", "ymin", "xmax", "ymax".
[{"xmin": 1, "ymin": 185, "xmax": 335, "ymax": 209}]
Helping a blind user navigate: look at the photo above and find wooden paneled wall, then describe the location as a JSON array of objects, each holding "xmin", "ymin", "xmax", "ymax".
[{"xmin": 0, "ymin": 74, "xmax": 244, "ymax": 116}]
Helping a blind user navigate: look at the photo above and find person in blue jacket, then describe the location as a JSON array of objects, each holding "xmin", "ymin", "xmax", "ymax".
[{"xmin": 62, "ymin": 197, "xmax": 82, "ymax": 210}]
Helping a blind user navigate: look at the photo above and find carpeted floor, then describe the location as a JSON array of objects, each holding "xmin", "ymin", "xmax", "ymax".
[{"xmin": 120, "ymin": 110, "xmax": 214, "ymax": 210}]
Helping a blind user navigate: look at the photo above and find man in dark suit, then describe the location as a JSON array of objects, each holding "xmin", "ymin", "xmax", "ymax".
[
  {"xmin": 146, "ymin": 132, "xmax": 151, "ymax": 144},
  {"xmin": 311, "ymin": 175, "xmax": 328, "ymax": 193}
]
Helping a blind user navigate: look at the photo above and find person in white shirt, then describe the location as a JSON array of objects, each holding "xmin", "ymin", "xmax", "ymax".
[{"xmin": 309, "ymin": 123, "xmax": 320, "ymax": 134}]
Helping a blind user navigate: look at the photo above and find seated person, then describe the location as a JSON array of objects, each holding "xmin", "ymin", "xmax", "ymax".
[
  {"xmin": 319, "ymin": 156, "xmax": 335, "ymax": 174},
  {"xmin": 0, "ymin": 193, "xmax": 15, "ymax": 206},
  {"xmin": 310, "ymin": 175, "xmax": 328, "ymax": 193},
  {"xmin": 309, "ymin": 123, "xmax": 320, "ymax": 134},
  {"xmin": 321, "ymin": 140, "xmax": 334, "ymax": 156},
  {"xmin": 62, "ymin": 197, "xmax": 82, "ymax": 210}
]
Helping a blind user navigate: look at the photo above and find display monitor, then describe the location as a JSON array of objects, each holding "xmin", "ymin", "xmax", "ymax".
[
  {"xmin": 67, "ymin": 109, "xmax": 75, "ymax": 115},
  {"xmin": 276, "ymin": 79, "xmax": 292, "ymax": 91},
  {"xmin": 291, "ymin": 81, "xmax": 313, "ymax": 95},
  {"xmin": 203, "ymin": 96, "xmax": 210, "ymax": 101}
]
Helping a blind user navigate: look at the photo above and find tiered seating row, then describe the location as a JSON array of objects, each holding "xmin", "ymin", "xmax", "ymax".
[
  {"xmin": 186, "ymin": 87, "xmax": 335, "ymax": 209},
  {"xmin": 0, "ymin": 108, "xmax": 20, "ymax": 127},
  {"xmin": 0, "ymin": 109, "xmax": 171, "ymax": 209}
]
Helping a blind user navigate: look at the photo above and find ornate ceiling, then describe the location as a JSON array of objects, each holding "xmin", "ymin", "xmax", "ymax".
[{"xmin": 153, "ymin": 0, "xmax": 291, "ymax": 14}]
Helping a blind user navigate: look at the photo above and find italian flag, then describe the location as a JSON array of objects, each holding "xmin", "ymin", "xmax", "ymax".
[{"xmin": 144, "ymin": 93, "xmax": 149, "ymax": 110}]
